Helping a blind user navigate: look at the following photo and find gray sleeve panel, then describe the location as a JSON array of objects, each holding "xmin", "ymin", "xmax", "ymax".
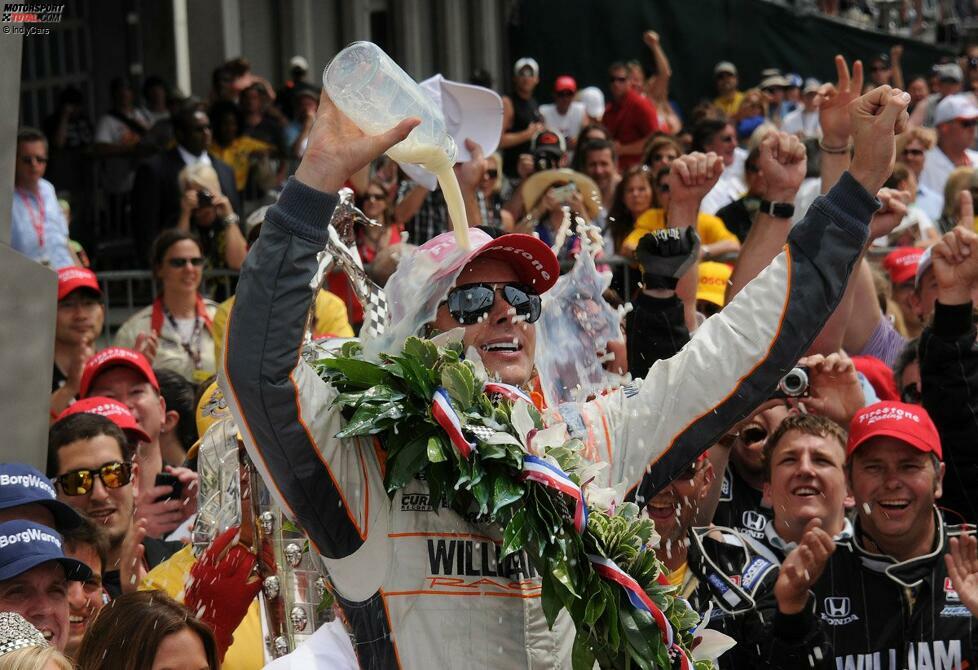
[
  {"xmin": 223, "ymin": 179, "xmax": 368, "ymax": 559},
  {"xmin": 625, "ymin": 172, "xmax": 876, "ymax": 503}
]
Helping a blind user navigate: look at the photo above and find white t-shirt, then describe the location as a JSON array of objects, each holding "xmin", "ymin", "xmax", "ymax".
[
  {"xmin": 539, "ymin": 101, "xmax": 587, "ymax": 145},
  {"xmin": 918, "ymin": 146, "xmax": 978, "ymax": 196},
  {"xmin": 781, "ymin": 108, "xmax": 820, "ymax": 138},
  {"xmin": 263, "ymin": 618, "xmax": 358, "ymax": 669},
  {"xmin": 701, "ymin": 148, "xmax": 748, "ymax": 215},
  {"xmin": 94, "ymin": 109, "xmax": 152, "ymax": 193}
]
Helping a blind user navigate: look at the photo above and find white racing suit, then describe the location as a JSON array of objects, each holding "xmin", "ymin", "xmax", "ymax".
[{"xmin": 221, "ymin": 174, "xmax": 878, "ymax": 669}]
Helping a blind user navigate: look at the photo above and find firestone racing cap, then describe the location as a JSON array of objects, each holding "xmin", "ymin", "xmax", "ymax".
[
  {"xmin": 0, "ymin": 464, "xmax": 81, "ymax": 531},
  {"xmin": 57, "ymin": 397, "xmax": 151, "ymax": 445},
  {"xmin": 847, "ymin": 401, "xmax": 942, "ymax": 459},
  {"xmin": 883, "ymin": 247, "xmax": 924, "ymax": 285},
  {"xmin": 419, "ymin": 228, "xmax": 560, "ymax": 294},
  {"xmin": 0, "ymin": 520, "xmax": 90, "ymax": 582},
  {"xmin": 79, "ymin": 347, "xmax": 159, "ymax": 398},
  {"xmin": 56, "ymin": 267, "xmax": 101, "ymax": 301}
]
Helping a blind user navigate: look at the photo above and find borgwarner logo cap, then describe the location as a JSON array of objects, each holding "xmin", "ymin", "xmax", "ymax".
[
  {"xmin": 0, "ymin": 520, "xmax": 90, "ymax": 582},
  {"xmin": 0, "ymin": 464, "xmax": 81, "ymax": 530}
]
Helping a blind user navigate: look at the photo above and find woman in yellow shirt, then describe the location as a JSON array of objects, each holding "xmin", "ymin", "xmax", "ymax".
[
  {"xmin": 622, "ymin": 166, "xmax": 741, "ymax": 260},
  {"xmin": 209, "ymin": 100, "xmax": 276, "ymax": 194}
]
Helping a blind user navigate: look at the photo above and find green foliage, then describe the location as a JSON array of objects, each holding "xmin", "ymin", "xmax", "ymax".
[{"xmin": 313, "ymin": 335, "xmax": 702, "ymax": 669}]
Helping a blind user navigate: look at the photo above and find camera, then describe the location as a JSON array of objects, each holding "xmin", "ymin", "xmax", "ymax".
[
  {"xmin": 551, "ymin": 182, "xmax": 578, "ymax": 204},
  {"xmin": 197, "ymin": 189, "xmax": 213, "ymax": 208},
  {"xmin": 772, "ymin": 366, "xmax": 809, "ymax": 399}
]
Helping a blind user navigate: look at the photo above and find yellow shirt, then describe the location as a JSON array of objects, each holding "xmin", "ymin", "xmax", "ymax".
[
  {"xmin": 141, "ymin": 545, "xmax": 265, "ymax": 670},
  {"xmin": 714, "ymin": 91, "xmax": 745, "ymax": 117},
  {"xmin": 665, "ymin": 561, "xmax": 688, "ymax": 587},
  {"xmin": 623, "ymin": 208, "xmax": 739, "ymax": 254},
  {"xmin": 213, "ymin": 289, "xmax": 355, "ymax": 363},
  {"xmin": 210, "ymin": 136, "xmax": 275, "ymax": 192}
]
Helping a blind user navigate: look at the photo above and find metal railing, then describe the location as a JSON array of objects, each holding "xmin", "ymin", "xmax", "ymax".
[{"xmin": 97, "ymin": 269, "xmax": 239, "ymax": 336}]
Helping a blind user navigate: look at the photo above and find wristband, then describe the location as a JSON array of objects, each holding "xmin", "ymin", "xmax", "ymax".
[
  {"xmin": 759, "ymin": 199, "xmax": 795, "ymax": 218},
  {"xmin": 642, "ymin": 273, "xmax": 679, "ymax": 290},
  {"xmin": 818, "ymin": 139, "xmax": 851, "ymax": 155}
]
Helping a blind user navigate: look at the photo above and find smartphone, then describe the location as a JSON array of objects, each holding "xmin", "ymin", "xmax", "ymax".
[{"xmin": 154, "ymin": 473, "xmax": 183, "ymax": 502}]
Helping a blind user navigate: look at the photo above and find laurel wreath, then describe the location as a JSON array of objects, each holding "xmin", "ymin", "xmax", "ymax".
[{"xmin": 314, "ymin": 335, "xmax": 710, "ymax": 669}]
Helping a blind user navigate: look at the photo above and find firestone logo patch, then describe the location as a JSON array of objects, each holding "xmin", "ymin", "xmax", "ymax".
[{"xmin": 857, "ymin": 406, "xmax": 921, "ymax": 426}]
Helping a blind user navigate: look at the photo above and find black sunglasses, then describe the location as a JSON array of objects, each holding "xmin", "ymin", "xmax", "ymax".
[
  {"xmin": 902, "ymin": 148, "xmax": 925, "ymax": 157},
  {"xmin": 446, "ymin": 283, "xmax": 541, "ymax": 325},
  {"xmin": 55, "ymin": 461, "xmax": 133, "ymax": 496},
  {"xmin": 167, "ymin": 257, "xmax": 205, "ymax": 268},
  {"xmin": 901, "ymin": 384, "xmax": 922, "ymax": 404},
  {"xmin": 961, "ymin": 119, "xmax": 978, "ymax": 128},
  {"xmin": 610, "ymin": 76, "xmax": 628, "ymax": 83},
  {"xmin": 360, "ymin": 193, "xmax": 385, "ymax": 203},
  {"xmin": 484, "ymin": 169, "xmax": 499, "ymax": 179}
]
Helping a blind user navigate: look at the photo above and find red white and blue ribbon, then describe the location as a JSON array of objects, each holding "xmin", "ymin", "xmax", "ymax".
[
  {"xmin": 521, "ymin": 455, "xmax": 589, "ymax": 534},
  {"xmin": 588, "ymin": 554, "xmax": 691, "ymax": 670},
  {"xmin": 484, "ymin": 381, "xmax": 533, "ymax": 405},
  {"xmin": 431, "ymin": 388, "xmax": 476, "ymax": 460}
]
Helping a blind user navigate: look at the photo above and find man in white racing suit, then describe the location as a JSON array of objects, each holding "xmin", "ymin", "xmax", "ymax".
[{"xmin": 221, "ymin": 87, "xmax": 910, "ymax": 668}]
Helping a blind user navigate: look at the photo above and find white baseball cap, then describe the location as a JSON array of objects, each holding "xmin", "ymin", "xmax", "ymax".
[
  {"xmin": 578, "ymin": 86, "xmax": 605, "ymax": 120},
  {"xmin": 934, "ymin": 93, "xmax": 978, "ymax": 126},
  {"xmin": 514, "ymin": 57, "xmax": 539, "ymax": 77},
  {"xmin": 289, "ymin": 55, "xmax": 309, "ymax": 72},
  {"xmin": 398, "ymin": 75, "xmax": 503, "ymax": 191}
]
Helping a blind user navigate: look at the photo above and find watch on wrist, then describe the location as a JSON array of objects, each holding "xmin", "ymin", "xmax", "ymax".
[
  {"xmin": 759, "ymin": 199, "xmax": 795, "ymax": 219},
  {"xmin": 222, "ymin": 213, "xmax": 241, "ymax": 228}
]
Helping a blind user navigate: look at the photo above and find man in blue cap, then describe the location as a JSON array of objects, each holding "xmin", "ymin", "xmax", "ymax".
[
  {"xmin": 0, "ymin": 519, "xmax": 91, "ymax": 651},
  {"xmin": 0, "ymin": 464, "xmax": 81, "ymax": 531}
]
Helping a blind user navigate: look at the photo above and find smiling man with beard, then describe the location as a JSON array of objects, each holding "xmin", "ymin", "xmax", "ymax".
[{"xmin": 47, "ymin": 414, "xmax": 181, "ymax": 598}]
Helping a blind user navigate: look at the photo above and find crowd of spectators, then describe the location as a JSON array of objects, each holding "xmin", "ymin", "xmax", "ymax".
[{"xmin": 4, "ymin": 22, "xmax": 978, "ymax": 670}]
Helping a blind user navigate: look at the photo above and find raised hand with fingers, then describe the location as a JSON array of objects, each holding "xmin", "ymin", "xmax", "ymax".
[
  {"xmin": 869, "ymin": 187, "xmax": 911, "ymax": 241},
  {"xmin": 849, "ymin": 86, "xmax": 911, "ymax": 195},
  {"xmin": 774, "ymin": 518, "xmax": 837, "ymax": 614},
  {"xmin": 793, "ymin": 351, "xmax": 865, "ymax": 427},
  {"xmin": 945, "ymin": 535, "xmax": 978, "ymax": 617},
  {"xmin": 758, "ymin": 131, "xmax": 807, "ymax": 201},
  {"xmin": 295, "ymin": 90, "xmax": 421, "ymax": 194},
  {"xmin": 665, "ymin": 152, "xmax": 724, "ymax": 214},
  {"xmin": 815, "ymin": 55, "xmax": 864, "ymax": 147},
  {"xmin": 931, "ymin": 225, "xmax": 978, "ymax": 305}
]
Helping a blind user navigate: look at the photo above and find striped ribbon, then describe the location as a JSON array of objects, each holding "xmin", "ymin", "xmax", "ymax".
[
  {"xmin": 431, "ymin": 388, "xmax": 476, "ymax": 460},
  {"xmin": 588, "ymin": 554, "xmax": 691, "ymax": 670},
  {"xmin": 520, "ymin": 455, "xmax": 589, "ymax": 534},
  {"xmin": 483, "ymin": 381, "xmax": 533, "ymax": 405}
]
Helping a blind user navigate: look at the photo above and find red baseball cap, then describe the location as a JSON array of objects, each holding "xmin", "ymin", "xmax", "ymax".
[
  {"xmin": 57, "ymin": 267, "xmax": 101, "ymax": 301},
  {"xmin": 851, "ymin": 355, "xmax": 899, "ymax": 402},
  {"xmin": 79, "ymin": 347, "xmax": 159, "ymax": 398},
  {"xmin": 882, "ymin": 248, "xmax": 923, "ymax": 285},
  {"xmin": 554, "ymin": 75, "xmax": 577, "ymax": 93},
  {"xmin": 419, "ymin": 228, "xmax": 560, "ymax": 293},
  {"xmin": 58, "ymin": 397, "xmax": 151, "ymax": 444},
  {"xmin": 847, "ymin": 401, "xmax": 942, "ymax": 459}
]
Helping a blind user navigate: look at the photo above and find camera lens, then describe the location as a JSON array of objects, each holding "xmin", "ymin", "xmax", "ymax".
[{"xmin": 778, "ymin": 367, "xmax": 809, "ymax": 397}]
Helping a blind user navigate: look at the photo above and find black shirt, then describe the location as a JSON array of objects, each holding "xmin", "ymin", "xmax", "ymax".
[
  {"xmin": 102, "ymin": 537, "xmax": 183, "ymax": 598},
  {"xmin": 502, "ymin": 94, "xmax": 541, "ymax": 178}
]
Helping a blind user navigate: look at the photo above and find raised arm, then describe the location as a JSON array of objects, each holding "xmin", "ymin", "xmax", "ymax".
[
  {"xmin": 643, "ymin": 31, "xmax": 672, "ymax": 102},
  {"xmin": 726, "ymin": 131, "xmax": 807, "ymax": 302},
  {"xmin": 221, "ymin": 91, "xmax": 418, "ymax": 559},
  {"xmin": 584, "ymin": 87, "xmax": 910, "ymax": 502}
]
